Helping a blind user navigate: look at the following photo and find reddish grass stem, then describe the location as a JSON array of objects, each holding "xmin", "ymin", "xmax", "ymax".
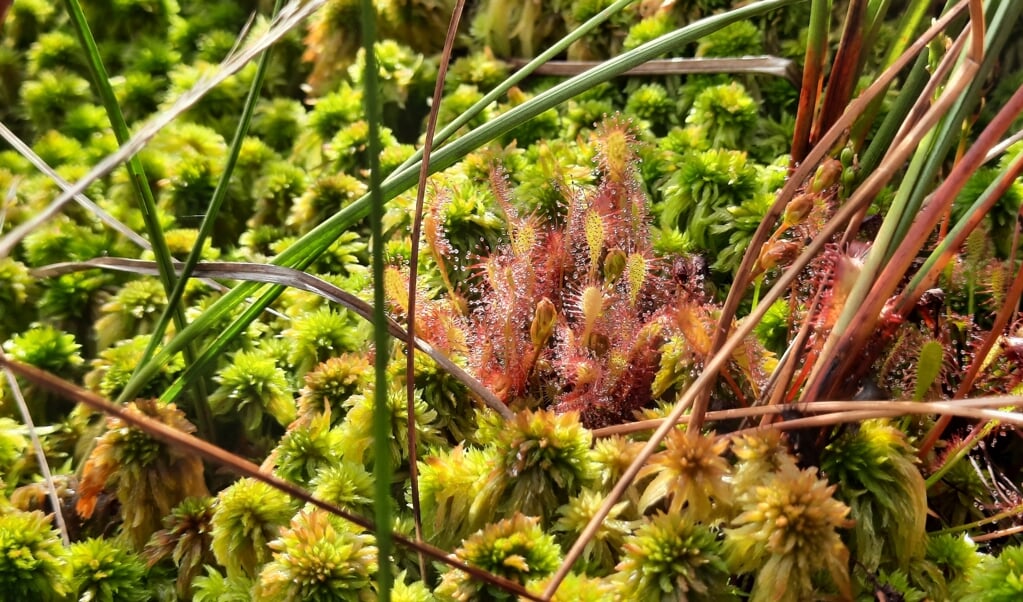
[
  {"xmin": 915, "ymin": 156, "xmax": 1023, "ymax": 460},
  {"xmin": 695, "ymin": 0, "xmax": 971, "ymax": 433},
  {"xmin": 404, "ymin": 0, "xmax": 467, "ymax": 580},
  {"xmin": 806, "ymin": 72, "xmax": 1023, "ymax": 402}
]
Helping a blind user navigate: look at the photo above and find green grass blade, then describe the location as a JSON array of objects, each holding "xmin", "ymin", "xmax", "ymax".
[
  {"xmin": 889, "ymin": 0, "xmax": 1023, "ymax": 247},
  {"xmin": 62, "ymin": 0, "xmax": 178, "ymax": 299},
  {"xmin": 807, "ymin": 0, "xmax": 1015, "ymax": 384},
  {"xmin": 26, "ymin": 1, "xmax": 327, "ymax": 240},
  {"xmin": 857, "ymin": 53, "xmax": 929, "ymax": 171},
  {"xmin": 63, "ymin": 0, "xmax": 214, "ymax": 434},
  {"xmin": 125, "ymin": 0, "xmax": 804, "ymax": 406},
  {"xmin": 791, "ymin": 0, "xmax": 832, "ymax": 163},
  {"xmin": 850, "ymin": 0, "xmax": 934, "ymax": 146},
  {"xmin": 134, "ymin": 0, "xmax": 285, "ymax": 433},
  {"xmin": 903, "ymin": 149, "xmax": 1023, "ymax": 298},
  {"xmin": 360, "ymin": 0, "xmax": 394, "ymax": 598}
]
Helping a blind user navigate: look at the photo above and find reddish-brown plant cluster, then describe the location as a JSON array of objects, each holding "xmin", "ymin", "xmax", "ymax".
[{"xmin": 457, "ymin": 117, "xmax": 718, "ymax": 427}]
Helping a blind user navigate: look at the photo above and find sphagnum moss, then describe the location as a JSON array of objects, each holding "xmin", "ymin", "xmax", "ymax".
[
  {"xmin": 436, "ymin": 513, "xmax": 561, "ymax": 601},
  {"xmin": 255, "ymin": 509, "xmax": 377, "ymax": 602},
  {"xmin": 613, "ymin": 511, "xmax": 736, "ymax": 601},
  {"xmin": 76, "ymin": 399, "xmax": 208, "ymax": 551},
  {"xmin": 0, "ymin": 510, "xmax": 69, "ymax": 601},
  {"xmin": 637, "ymin": 430, "xmax": 733, "ymax": 523},
  {"xmin": 210, "ymin": 478, "xmax": 297, "ymax": 580},
  {"xmin": 143, "ymin": 496, "xmax": 216, "ymax": 599},
  {"xmin": 726, "ymin": 462, "xmax": 854, "ymax": 602},
  {"xmin": 68, "ymin": 537, "xmax": 150, "ymax": 602}
]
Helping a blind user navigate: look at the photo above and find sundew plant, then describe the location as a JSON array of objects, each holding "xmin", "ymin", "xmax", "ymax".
[{"xmin": 3, "ymin": 0, "xmax": 1023, "ymax": 600}]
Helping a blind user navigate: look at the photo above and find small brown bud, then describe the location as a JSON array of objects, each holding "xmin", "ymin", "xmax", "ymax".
[
  {"xmin": 783, "ymin": 193, "xmax": 815, "ymax": 227},
  {"xmin": 811, "ymin": 158, "xmax": 843, "ymax": 193},
  {"xmin": 529, "ymin": 297, "xmax": 557, "ymax": 348},
  {"xmin": 756, "ymin": 240, "xmax": 801, "ymax": 273}
]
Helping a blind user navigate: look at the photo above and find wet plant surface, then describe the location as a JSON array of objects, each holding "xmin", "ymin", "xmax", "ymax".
[{"xmin": 3, "ymin": 0, "xmax": 1023, "ymax": 600}]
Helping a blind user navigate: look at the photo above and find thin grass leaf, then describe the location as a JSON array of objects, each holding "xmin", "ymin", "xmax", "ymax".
[
  {"xmin": 504, "ymin": 55, "xmax": 800, "ymax": 85},
  {"xmin": 0, "ymin": 349, "xmax": 69, "ymax": 546},
  {"xmin": 29, "ymin": 256, "xmax": 511, "ymax": 419},
  {"xmin": 62, "ymin": 0, "xmax": 180, "ymax": 317},
  {"xmin": 62, "ymin": 0, "xmax": 215, "ymax": 437},
  {"xmin": 851, "ymin": 0, "xmax": 934, "ymax": 147},
  {"xmin": 812, "ymin": 0, "xmax": 866, "ymax": 145},
  {"xmin": 404, "ymin": 0, "xmax": 468, "ymax": 579},
  {"xmin": 591, "ymin": 397, "xmax": 1023, "ymax": 438},
  {"xmin": 790, "ymin": 0, "xmax": 832, "ymax": 164},
  {"xmin": 20, "ymin": 0, "xmax": 327, "ymax": 236},
  {"xmin": 804, "ymin": 56, "xmax": 1023, "ymax": 403},
  {"xmin": 933, "ymin": 501, "xmax": 1023, "ymax": 536},
  {"xmin": 0, "ymin": 122, "xmax": 149, "ymax": 253},
  {"xmin": 357, "ymin": 0, "xmax": 393, "ymax": 597},
  {"xmin": 698, "ymin": 0, "xmax": 972, "ymax": 431},
  {"xmin": 132, "ymin": 0, "xmax": 286, "ymax": 442}
]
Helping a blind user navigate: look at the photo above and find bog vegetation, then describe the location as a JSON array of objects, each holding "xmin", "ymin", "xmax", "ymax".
[{"xmin": 2, "ymin": 0, "xmax": 1023, "ymax": 600}]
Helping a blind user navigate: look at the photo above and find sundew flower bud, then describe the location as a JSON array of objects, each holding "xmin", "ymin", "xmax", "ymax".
[
  {"xmin": 782, "ymin": 192, "xmax": 815, "ymax": 227},
  {"xmin": 811, "ymin": 157, "xmax": 844, "ymax": 193},
  {"xmin": 754, "ymin": 239, "xmax": 801, "ymax": 275},
  {"xmin": 530, "ymin": 297, "xmax": 557, "ymax": 349}
]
